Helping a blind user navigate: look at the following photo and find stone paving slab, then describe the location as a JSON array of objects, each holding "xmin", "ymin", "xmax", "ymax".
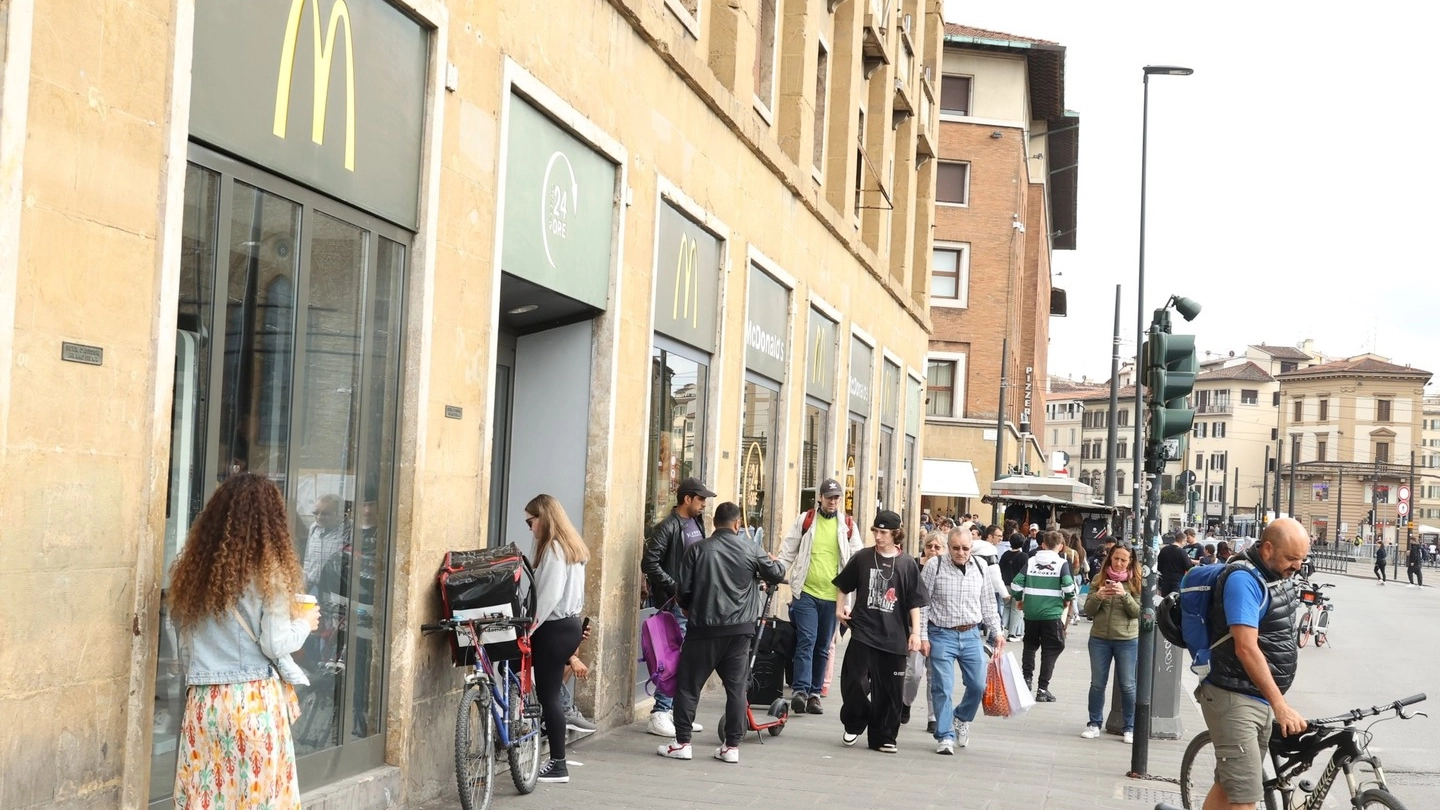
[{"xmin": 419, "ymin": 618, "xmax": 1201, "ymax": 810}]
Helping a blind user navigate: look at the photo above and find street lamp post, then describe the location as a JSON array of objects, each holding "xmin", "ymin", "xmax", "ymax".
[{"xmin": 1131, "ymin": 63, "xmax": 1191, "ymax": 777}]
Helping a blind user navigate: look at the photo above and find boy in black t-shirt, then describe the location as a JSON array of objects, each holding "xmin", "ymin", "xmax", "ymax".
[{"xmin": 833, "ymin": 510, "xmax": 928, "ymax": 753}]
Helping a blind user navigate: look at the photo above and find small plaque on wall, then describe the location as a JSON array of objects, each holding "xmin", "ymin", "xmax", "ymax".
[
  {"xmin": 444, "ymin": 405, "xmax": 463, "ymax": 420},
  {"xmin": 61, "ymin": 342, "xmax": 104, "ymax": 366}
]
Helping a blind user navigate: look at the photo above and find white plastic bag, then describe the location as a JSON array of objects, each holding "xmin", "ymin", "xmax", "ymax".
[{"xmin": 998, "ymin": 651, "xmax": 1036, "ymax": 718}]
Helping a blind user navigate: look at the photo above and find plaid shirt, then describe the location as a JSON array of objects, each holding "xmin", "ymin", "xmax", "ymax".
[{"xmin": 918, "ymin": 555, "xmax": 1002, "ymax": 642}]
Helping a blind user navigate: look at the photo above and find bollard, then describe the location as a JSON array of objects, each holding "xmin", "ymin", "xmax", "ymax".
[{"xmin": 1149, "ymin": 635, "xmax": 1184, "ymax": 739}]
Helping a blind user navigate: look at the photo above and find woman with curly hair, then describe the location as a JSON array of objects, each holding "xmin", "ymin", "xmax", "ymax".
[
  {"xmin": 168, "ymin": 473, "xmax": 319, "ymax": 809},
  {"xmin": 523, "ymin": 493, "xmax": 590, "ymax": 784},
  {"xmin": 1080, "ymin": 543, "xmax": 1143, "ymax": 743}
]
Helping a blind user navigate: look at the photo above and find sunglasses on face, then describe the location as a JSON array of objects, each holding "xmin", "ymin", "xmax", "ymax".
[{"xmin": 525, "ymin": 516, "xmax": 537, "ymax": 528}]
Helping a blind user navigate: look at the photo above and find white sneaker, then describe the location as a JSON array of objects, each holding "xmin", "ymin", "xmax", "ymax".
[
  {"xmin": 1081, "ymin": 726, "xmax": 1101, "ymax": 739},
  {"xmin": 657, "ymin": 741, "xmax": 692, "ymax": 759},
  {"xmin": 713, "ymin": 745, "xmax": 739, "ymax": 763},
  {"xmin": 1123, "ymin": 731, "xmax": 1134, "ymax": 744},
  {"xmin": 956, "ymin": 721, "xmax": 970, "ymax": 748},
  {"xmin": 935, "ymin": 739, "xmax": 955, "ymax": 755},
  {"xmin": 647, "ymin": 711, "xmax": 675, "ymax": 737},
  {"xmin": 1408, "ymin": 584, "xmax": 1417, "ymax": 588},
  {"xmin": 691, "ymin": 720, "xmax": 704, "ymax": 732},
  {"xmin": 841, "ymin": 731, "xmax": 860, "ymax": 747}
]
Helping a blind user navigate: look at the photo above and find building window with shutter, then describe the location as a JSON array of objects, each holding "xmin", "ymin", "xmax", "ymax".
[
  {"xmin": 937, "ymin": 161, "xmax": 970, "ymax": 206},
  {"xmin": 940, "ymin": 75, "xmax": 972, "ymax": 116}
]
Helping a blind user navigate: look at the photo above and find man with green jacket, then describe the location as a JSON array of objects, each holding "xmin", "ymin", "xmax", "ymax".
[{"xmin": 1009, "ymin": 530, "xmax": 1077, "ymax": 702}]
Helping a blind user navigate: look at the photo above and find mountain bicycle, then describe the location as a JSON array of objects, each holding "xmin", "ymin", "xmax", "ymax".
[
  {"xmin": 1295, "ymin": 580, "xmax": 1335, "ymax": 648},
  {"xmin": 1178, "ymin": 693, "xmax": 1427, "ymax": 810},
  {"xmin": 421, "ymin": 615, "xmax": 542, "ymax": 810}
]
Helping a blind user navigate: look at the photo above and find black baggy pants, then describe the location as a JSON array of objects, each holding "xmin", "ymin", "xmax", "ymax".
[
  {"xmin": 1408, "ymin": 563, "xmax": 1423, "ymax": 586},
  {"xmin": 839, "ymin": 640, "xmax": 906, "ymax": 750},
  {"xmin": 672, "ymin": 632, "xmax": 751, "ymax": 747},
  {"xmin": 1021, "ymin": 618, "xmax": 1066, "ymax": 690}
]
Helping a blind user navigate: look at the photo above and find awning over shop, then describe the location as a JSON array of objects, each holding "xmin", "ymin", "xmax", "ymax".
[
  {"xmin": 981, "ymin": 492, "xmax": 1121, "ymax": 514},
  {"xmin": 921, "ymin": 459, "xmax": 981, "ymax": 498}
]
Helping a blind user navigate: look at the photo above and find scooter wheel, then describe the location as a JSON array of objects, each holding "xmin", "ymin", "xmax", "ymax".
[
  {"xmin": 768, "ymin": 722, "xmax": 783, "ymax": 737},
  {"xmin": 768, "ymin": 698, "xmax": 789, "ymax": 719},
  {"xmin": 716, "ymin": 715, "xmax": 726, "ymax": 744}
]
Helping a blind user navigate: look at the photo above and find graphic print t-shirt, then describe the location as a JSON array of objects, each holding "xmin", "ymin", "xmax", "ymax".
[
  {"xmin": 833, "ymin": 547, "xmax": 927, "ymax": 655},
  {"xmin": 681, "ymin": 518, "xmax": 706, "ymax": 548}
]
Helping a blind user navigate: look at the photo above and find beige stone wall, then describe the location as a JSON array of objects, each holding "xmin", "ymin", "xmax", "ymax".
[{"xmin": 0, "ymin": 0, "xmax": 941, "ymax": 807}]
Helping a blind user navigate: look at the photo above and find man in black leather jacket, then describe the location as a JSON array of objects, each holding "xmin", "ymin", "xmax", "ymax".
[
  {"xmin": 657, "ymin": 502, "xmax": 786, "ymax": 763},
  {"xmin": 1197, "ymin": 517, "xmax": 1309, "ymax": 810},
  {"xmin": 643, "ymin": 476, "xmax": 714, "ymax": 736}
]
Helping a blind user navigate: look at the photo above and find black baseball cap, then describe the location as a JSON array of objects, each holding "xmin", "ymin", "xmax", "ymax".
[
  {"xmin": 819, "ymin": 478, "xmax": 843, "ymax": 498},
  {"xmin": 872, "ymin": 509, "xmax": 902, "ymax": 531},
  {"xmin": 677, "ymin": 477, "xmax": 716, "ymax": 498}
]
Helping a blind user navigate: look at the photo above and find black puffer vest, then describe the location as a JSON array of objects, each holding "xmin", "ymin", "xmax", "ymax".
[{"xmin": 1206, "ymin": 553, "xmax": 1300, "ymax": 698}]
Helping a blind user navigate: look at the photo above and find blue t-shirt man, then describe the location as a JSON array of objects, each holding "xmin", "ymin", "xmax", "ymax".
[{"xmin": 1215, "ymin": 570, "xmax": 1268, "ymax": 702}]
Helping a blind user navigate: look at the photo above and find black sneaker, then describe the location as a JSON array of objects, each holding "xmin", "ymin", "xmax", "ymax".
[
  {"xmin": 900, "ymin": 704, "xmax": 912, "ymax": 725},
  {"xmin": 806, "ymin": 695, "xmax": 824, "ymax": 715},
  {"xmin": 537, "ymin": 758, "xmax": 569, "ymax": 783},
  {"xmin": 1035, "ymin": 688, "xmax": 1056, "ymax": 703},
  {"xmin": 791, "ymin": 692, "xmax": 808, "ymax": 716},
  {"xmin": 925, "ymin": 720, "xmax": 936, "ymax": 734}
]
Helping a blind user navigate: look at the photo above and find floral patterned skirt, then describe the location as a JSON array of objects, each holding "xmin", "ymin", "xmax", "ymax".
[{"xmin": 174, "ymin": 678, "xmax": 302, "ymax": 809}]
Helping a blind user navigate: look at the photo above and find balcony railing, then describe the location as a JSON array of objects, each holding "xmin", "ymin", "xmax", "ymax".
[{"xmin": 1195, "ymin": 400, "xmax": 1232, "ymax": 414}]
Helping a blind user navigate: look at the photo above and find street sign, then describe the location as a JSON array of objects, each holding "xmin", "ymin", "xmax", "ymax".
[
  {"xmin": 1398, "ymin": 501, "xmax": 1410, "ymax": 517},
  {"xmin": 1179, "ymin": 470, "xmax": 1196, "ymax": 488},
  {"xmin": 1398, "ymin": 485, "xmax": 1411, "ymax": 502}
]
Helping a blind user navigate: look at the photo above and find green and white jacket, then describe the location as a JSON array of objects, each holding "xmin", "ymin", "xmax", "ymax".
[{"xmin": 1009, "ymin": 549, "xmax": 1077, "ymax": 621}]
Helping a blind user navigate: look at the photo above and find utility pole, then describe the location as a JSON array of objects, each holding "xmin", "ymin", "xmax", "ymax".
[
  {"xmin": 1273, "ymin": 437, "xmax": 1283, "ymax": 517},
  {"xmin": 1372, "ymin": 457, "xmax": 1380, "ymax": 545},
  {"xmin": 1203, "ymin": 462, "xmax": 1211, "ymax": 532},
  {"xmin": 1223, "ymin": 459, "xmax": 1231, "ymax": 532},
  {"xmin": 1105, "ymin": 285, "xmax": 1122, "ymax": 510},
  {"xmin": 991, "ymin": 338, "xmax": 1009, "ymax": 526},
  {"xmin": 1262, "ymin": 445, "xmax": 1271, "ymax": 520},
  {"xmin": 1336, "ymin": 466, "xmax": 1343, "ymax": 546},
  {"xmin": 1288, "ymin": 435, "xmax": 1298, "ymax": 520}
]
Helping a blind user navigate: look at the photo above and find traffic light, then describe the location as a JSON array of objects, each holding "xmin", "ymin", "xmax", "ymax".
[{"xmin": 1144, "ymin": 330, "xmax": 1198, "ymax": 447}]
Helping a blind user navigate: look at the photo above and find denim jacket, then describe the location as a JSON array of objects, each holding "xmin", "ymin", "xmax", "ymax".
[{"xmin": 181, "ymin": 584, "xmax": 311, "ymax": 686}]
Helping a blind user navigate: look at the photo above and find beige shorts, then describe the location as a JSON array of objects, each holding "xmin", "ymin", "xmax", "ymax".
[{"xmin": 1196, "ymin": 681, "xmax": 1274, "ymax": 804}]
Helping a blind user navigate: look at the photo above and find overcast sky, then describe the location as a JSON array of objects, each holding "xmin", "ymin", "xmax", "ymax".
[{"xmin": 940, "ymin": 0, "xmax": 1440, "ymax": 389}]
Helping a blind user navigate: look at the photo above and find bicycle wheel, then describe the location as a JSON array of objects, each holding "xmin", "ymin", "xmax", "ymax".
[
  {"xmin": 1315, "ymin": 610, "xmax": 1331, "ymax": 647},
  {"xmin": 1297, "ymin": 610, "xmax": 1312, "ymax": 648},
  {"xmin": 456, "ymin": 684, "xmax": 496, "ymax": 810},
  {"xmin": 1357, "ymin": 788, "xmax": 1408, "ymax": 809},
  {"xmin": 506, "ymin": 677, "xmax": 540, "ymax": 794},
  {"xmin": 1179, "ymin": 731, "xmax": 1214, "ymax": 809}
]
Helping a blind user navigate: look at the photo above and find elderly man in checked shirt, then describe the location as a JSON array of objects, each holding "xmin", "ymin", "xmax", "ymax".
[{"xmin": 918, "ymin": 528, "xmax": 1006, "ymax": 755}]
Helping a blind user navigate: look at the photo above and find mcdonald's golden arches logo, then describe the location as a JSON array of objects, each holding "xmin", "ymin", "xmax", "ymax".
[
  {"xmin": 811, "ymin": 325, "xmax": 827, "ymax": 385},
  {"xmin": 672, "ymin": 233, "xmax": 700, "ymax": 328},
  {"xmin": 274, "ymin": 0, "xmax": 356, "ymax": 172}
]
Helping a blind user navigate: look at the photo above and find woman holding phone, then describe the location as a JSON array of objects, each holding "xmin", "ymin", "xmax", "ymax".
[
  {"xmin": 525, "ymin": 494, "xmax": 590, "ymax": 784},
  {"xmin": 1080, "ymin": 543, "xmax": 1142, "ymax": 743}
]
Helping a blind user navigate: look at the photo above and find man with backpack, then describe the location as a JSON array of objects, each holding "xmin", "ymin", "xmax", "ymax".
[
  {"xmin": 778, "ymin": 478, "xmax": 863, "ymax": 716},
  {"xmin": 1191, "ymin": 518, "xmax": 1310, "ymax": 810},
  {"xmin": 1009, "ymin": 531, "xmax": 1077, "ymax": 702},
  {"xmin": 641, "ymin": 476, "xmax": 715, "ymax": 737}
]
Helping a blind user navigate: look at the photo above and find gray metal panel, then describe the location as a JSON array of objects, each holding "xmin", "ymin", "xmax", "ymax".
[
  {"xmin": 744, "ymin": 265, "xmax": 788, "ymax": 382},
  {"xmin": 190, "ymin": 0, "xmax": 428, "ymax": 228},
  {"xmin": 653, "ymin": 201, "xmax": 721, "ymax": 352},
  {"xmin": 848, "ymin": 337, "xmax": 873, "ymax": 417},
  {"xmin": 805, "ymin": 309, "xmax": 837, "ymax": 403}
]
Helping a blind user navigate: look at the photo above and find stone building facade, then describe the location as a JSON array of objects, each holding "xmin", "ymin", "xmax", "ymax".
[
  {"xmin": 919, "ymin": 24, "xmax": 1076, "ymax": 520},
  {"xmin": 0, "ymin": 0, "xmax": 943, "ymax": 806}
]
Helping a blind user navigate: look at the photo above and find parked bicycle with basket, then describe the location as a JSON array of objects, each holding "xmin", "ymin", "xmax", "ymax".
[
  {"xmin": 426, "ymin": 544, "xmax": 542, "ymax": 810},
  {"xmin": 1179, "ymin": 693, "xmax": 1428, "ymax": 810}
]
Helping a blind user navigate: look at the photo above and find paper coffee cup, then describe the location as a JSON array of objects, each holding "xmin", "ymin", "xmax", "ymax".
[{"xmin": 295, "ymin": 594, "xmax": 318, "ymax": 612}]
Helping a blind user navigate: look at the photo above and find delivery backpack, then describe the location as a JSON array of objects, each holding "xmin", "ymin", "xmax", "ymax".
[
  {"xmin": 1156, "ymin": 557, "xmax": 1267, "ymax": 678},
  {"xmin": 437, "ymin": 544, "xmax": 535, "ymax": 666}
]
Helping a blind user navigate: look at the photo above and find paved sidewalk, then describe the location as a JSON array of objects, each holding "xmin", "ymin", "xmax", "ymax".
[{"xmin": 420, "ymin": 619, "xmax": 1204, "ymax": 810}]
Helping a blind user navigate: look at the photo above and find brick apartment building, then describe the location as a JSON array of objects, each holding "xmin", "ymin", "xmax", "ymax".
[{"xmin": 920, "ymin": 24, "xmax": 1077, "ymax": 517}]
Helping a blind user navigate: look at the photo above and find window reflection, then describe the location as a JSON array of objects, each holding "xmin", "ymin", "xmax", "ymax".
[
  {"xmin": 846, "ymin": 415, "xmax": 866, "ymax": 521},
  {"xmin": 644, "ymin": 348, "xmax": 708, "ymax": 531},
  {"xmin": 741, "ymin": 382, "xmax": 779, "ymax": 551},
  {"xmin": 801, "ymin": 403, "xmax": 827, "ymax": 513}
]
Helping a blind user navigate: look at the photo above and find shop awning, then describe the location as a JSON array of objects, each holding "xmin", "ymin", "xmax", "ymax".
[{"xmin": 921, "ymin": 459, "xmax": 981, "ymax": 498}]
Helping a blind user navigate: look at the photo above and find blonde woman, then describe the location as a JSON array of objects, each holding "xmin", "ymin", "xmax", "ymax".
[
  {"xmin": 1081, "ymin": 543, "xmax": 1143, "ymax": 743},
  {"xmin": 168, "ymin": 473, "xmax": 318, "ymax": 809},
  {"xmin": 525, "ymin": 494, "xmax": 590, "ymax": 784}
]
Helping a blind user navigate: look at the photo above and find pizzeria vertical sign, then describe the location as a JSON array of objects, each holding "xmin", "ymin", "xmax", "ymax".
[{"xmin": 190, "ymin": 0, "xmax": 429, "ymax": 228}]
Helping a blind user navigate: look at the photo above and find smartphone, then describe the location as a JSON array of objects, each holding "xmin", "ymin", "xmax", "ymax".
[{"xmin": 581, "ymin": 616, "xmax": 592, "ymax": 635}]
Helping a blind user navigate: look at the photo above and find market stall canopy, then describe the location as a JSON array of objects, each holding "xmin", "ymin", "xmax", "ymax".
[
  {"xmin": 1419, "ymin": 525, "xmax": 1440, "ymax": 535},
  {"xmin": 921, "ymin": 459, "xmax": 981, "ymax": 498}
]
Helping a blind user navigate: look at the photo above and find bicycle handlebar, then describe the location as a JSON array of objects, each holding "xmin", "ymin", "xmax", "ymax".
[
  {"xmin": 1310, "ymin": 693, "xmax": 1426, "ymax": 726},
  {"xmin": 420, "ymin": 615, "xmax": 534, "ymax": 635}
]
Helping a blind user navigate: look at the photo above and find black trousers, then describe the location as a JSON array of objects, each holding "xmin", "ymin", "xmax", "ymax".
[
  {"xmin": 1375, "ymin": 559, "xmax": 1387, "ymax": 581},
  {"xmin": 1021, "ymin": 618, "xmax": 1066, "ymax": 689},
  {"xmin": 839, "ymin": 640, "xmax": 906, "ymax": 749},
  {"xmin": 1408, "ymin": 564, "xmax": 1424, "ymax": 586},
  {"xmin": 673, "ymin": 632, "xmax": 751, "ymax": 746},
  {"xmin": 531, "ymin": 616, "xmax": 583, "ymax": 761}
]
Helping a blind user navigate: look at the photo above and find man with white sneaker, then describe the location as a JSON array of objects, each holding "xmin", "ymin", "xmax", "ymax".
[
  {"xmin": 657, "ymin": 502, "xmax": 786, "ymax": 764},
  {"xmin": 918, "ymin": 528, "xmax": 1004, "ymax": 755}
]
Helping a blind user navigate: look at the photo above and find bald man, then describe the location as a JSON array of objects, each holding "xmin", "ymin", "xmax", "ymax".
[{"xmin": 1198, "ymin": 518, "xmax": 1310, "ymax": 810}]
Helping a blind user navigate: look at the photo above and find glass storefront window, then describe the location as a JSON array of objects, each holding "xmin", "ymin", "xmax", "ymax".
[
  {"xmin": 846, "ymin": 414, "xmax": 867, "ymax": 522},
  {"xmin": 878, "ymin": 425, "xmax": 894, "ymax": 512},
  {"xmin": 740, "ymin": 380, "xmax": 780, "ymax": 551},
  {"xmin": 800, "ymin": 400, "xmax": 828, "ymax": 513},
  {"xmin": 152, "ymin": 155, "xmax": 406, "ymax": 803},
  {"xmin": 644, "ymin": 346, "xmax": 709, "ymax": 533}
]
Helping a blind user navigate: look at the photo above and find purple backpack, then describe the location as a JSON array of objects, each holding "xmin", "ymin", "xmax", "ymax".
[{"xmin": 640, "ymin": 606, "xmax": 683, "ymax": 696}]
